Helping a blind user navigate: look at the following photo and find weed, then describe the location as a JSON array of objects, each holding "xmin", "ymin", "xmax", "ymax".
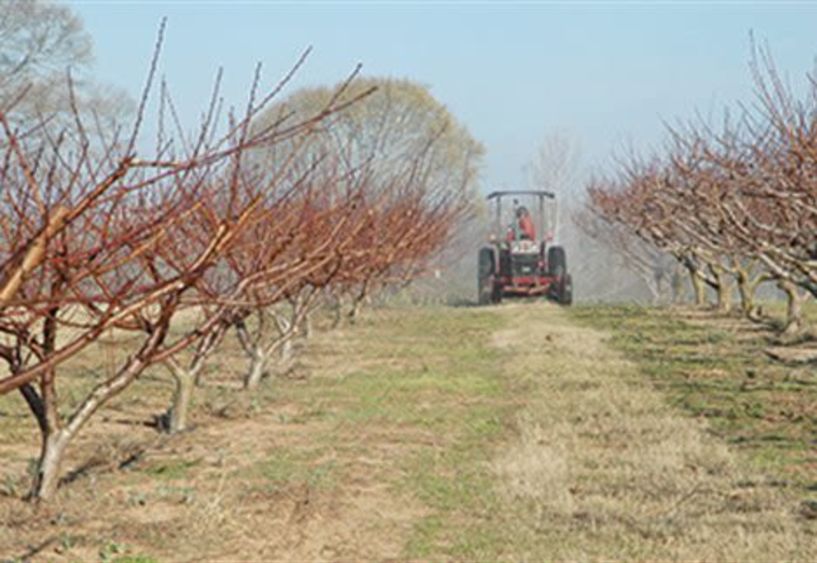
[
  {"xmin": 154, "ymin": 485, "xmax": 196, "ymax": 504},
  {"xmin": 126, "ymin": 490, "xmax": 148, "ymax": 507},
  {"xmin": 59, "ymin": 532, "xmax": 79, "ymax": 551},
  {"xmin": 97, "ymin": 537, "xmax": 159, "ymax": 562},
  {"xmin": 0, "ymin": 473, "xmax": 22, "ymax": 497},
  {"xmin": 99, "ymin": 540, "xmax": 127, "ymax": 562}
]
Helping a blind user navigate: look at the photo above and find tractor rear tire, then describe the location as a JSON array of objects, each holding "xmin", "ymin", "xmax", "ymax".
[
  {"xmin": 547, "ymin": 246, "xmax": 567, "ymax": 277},
  {"xmin": 478, "ymin": 247, "xmax": 497, "ymax": 305},
  {"xmin": 491, "ymin": 282, "xmax": 503, "ymax": 304},
  {"xmin": 478, "ymin": 276, "xmax": 492, "ymax": 305},
  {"xmin": 478, "ymin": 277, "xmax": 503, "ymax": 305},
  {"xmin": 558, "ymin": 273, "xmax": 573, "ymax": 305},
  {"xmin": 547, "ymin": 246, "xmax": 572, "ymax": 305}
]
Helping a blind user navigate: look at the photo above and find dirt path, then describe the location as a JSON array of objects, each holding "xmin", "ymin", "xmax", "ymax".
[{"xmin": 491, "ymin": 302, "xmax": 815, "ymax": 560}]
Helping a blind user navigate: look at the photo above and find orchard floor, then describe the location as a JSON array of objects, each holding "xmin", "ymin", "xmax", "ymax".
[{"xmin": 0, "ymin": 303, "xmax": 815, "ymax": 561}]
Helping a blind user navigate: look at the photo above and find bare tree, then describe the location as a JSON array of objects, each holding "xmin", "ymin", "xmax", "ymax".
[{"xmin": 0, "ymin": 0, "xmax": 92, "ymax": 88}]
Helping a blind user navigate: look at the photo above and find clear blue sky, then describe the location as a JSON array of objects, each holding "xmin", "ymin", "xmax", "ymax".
[{"xmin": 69, "ymin": 1, "xmax": 817, "ymax": 192}]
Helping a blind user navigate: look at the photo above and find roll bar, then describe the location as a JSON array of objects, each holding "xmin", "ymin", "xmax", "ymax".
[{"xmin": 486, "ymin": 190, "xmax": 555, "ymax": 200}]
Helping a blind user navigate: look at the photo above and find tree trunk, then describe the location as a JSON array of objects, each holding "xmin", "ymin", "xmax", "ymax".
[
  {"xmin": 331, "ymin": 302, "xmax": 344, "ymax": 329},
  {"xmin": 670, "ymin": 263, "xmax": 686, "ymax": 304},
  {"xmin": 687, "ymin": 266, "xmax": 707, "ymax": 306},
  {"xmin": 31, "ymin": 302, "xmax": 66, "ymax": 501},
  {"xmin": 645, "ymin": 279, "xmax": 661, "ymax": 306},
  {"xmin": 736, "ymin": 270, "xmax": 753, "ymax": 316},
  {"xmin": 14, "ymin": 342, "xmax": 67, "ymax": 502},
  {"xmin": 280, "ymin": 337, "xmax": 293, "ymax": 366},
  {"xmin": 716, "ymin": 277, "xmax": 733, "ymax": 313},
  {"xmin": 779, "ymin": 279, "xmax": 807, "ymax": 335},
  {"xmin": 348, "ymin": 280, "xmax": 370, "ymax": 323},
  {"xmin": 31, "ymin": 429, "xmax": 70, "ymax": 501},
  {"xmin": 166, "ymin": 363, "xmax": 198, "ymax": 433},
  {"xmin": 348, "ymin": 298, "xmax": 363, "ymax": 323},
  {"xmin": 705, "ymin": 263, "xmax": 732, "ymax": 313},
  {"xmin": 243, "ymin": 333, "xmax": 301, "ymax": 389},
  {"xmin": 167, "ymin": 325, "xmax": 225, "ymax": 429},
  {"xmin": 244, "ymin": 348, "xmax": 268, "ymax": 390},
  {"xmin": 235, "ymin": 317, "xmax": 270, "ymax": 390},
  {"xmin": 736, "ymin": 272, "xmax": 768, "ymax": 321},
  {"xmin": 28, "ymin": 320, "xmax": 168, "ymax": 502}
]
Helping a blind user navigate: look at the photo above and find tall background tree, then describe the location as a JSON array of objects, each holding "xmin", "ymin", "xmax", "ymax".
[
  {"xmin": 0, "ymin": 0, "xmax": 132, "ymax": 127},
  {"xmin": 253, "ymin": 76, "xmax": 485, "ymax": 306}
]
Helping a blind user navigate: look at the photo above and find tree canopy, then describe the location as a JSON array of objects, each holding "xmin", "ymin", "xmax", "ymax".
[
  {"xmin": 0, "ymin": 0, "xmax": 131, "ymax": 126},
  {"xmin": 253, "ymin": 76, "xmax": 484, "ymax": 200}
]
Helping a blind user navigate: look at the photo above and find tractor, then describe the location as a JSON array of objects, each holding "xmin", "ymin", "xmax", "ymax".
[{"xmin": 477, "ymin": 190, "xmax": 572, "ymax": 305}]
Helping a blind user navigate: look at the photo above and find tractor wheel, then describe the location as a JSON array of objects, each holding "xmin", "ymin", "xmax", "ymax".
[
  {"xmin": 547, "ymin": 246, "xmax": 567, "ymax": 277},
  {"xmin": 491, "ymin": 281, "xmax": 503, "ymax": 304},
  {"xmin": 558, "ymin": 273, "xmax": 573, "ymax": 305},
  {"xmin": 547, "ymin": 246, "xmax": 572, "ymax": 305},
  {"xmin": 477, "ymin": 247, "xmax": 496, "ymax": 305},
  {"xmin": 478, "ymin": 275, "xmax": 493, "ymax": 305},
  {"xmin": 478, "ymin": 276, "xmax": 502, "ymax": 305}
]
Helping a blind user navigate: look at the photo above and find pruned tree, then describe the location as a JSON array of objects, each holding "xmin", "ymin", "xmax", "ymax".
[
  {"xmin": 583, "ymin": 40, "xmax": 817, "ymax": 333},
  {"xmin": 0, "ymin": 30, "xmax": 379, "ymax": 498}
]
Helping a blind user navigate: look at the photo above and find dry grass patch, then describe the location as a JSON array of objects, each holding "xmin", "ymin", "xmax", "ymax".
[{"xmin": 488, "ymin": 302, "xmax": 815, "ymax": 560}]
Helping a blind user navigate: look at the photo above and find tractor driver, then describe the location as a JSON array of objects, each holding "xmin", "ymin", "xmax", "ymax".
[
  {"xmin": 507, "ymin": 206, "xmax": 537, "ymax": 241},
  {"xmin": 518, "ymin": 206, "xmax": 536, "ymax": 240}
]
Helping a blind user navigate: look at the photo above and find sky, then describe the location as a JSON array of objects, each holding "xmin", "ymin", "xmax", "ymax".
[{"xmin": 68, "ymin": 0, "xmax": 817, "ymax": 193}]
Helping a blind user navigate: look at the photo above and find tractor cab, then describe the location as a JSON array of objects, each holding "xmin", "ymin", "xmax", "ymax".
[{"xmin": 478, "ymin": 190, "xmax": 572, "ymax": 305}]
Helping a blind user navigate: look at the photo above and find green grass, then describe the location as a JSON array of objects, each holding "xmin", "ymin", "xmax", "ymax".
[
  {"xmin": 98, "ymin": 539, "xmax": 159, "ymax": 563},
  {"xmin": 570, "ymin": 304, "xmax": 817, "ymax": 492},
  {"xmin": 249, "ymin": 448, "xmax": 336, "ymax": 491},
  {"xmin": 141, "ymin": 458, "xmax": 202, "ymax": 481},
  {"xmin": 3, "ymin": 303, "xmax": 814, "ymax": 560},
  {"xmin": 261, "ymin": 307, "xmax": 514, "ymax": 558},
  {"xmin": 204, "ymin": 306, "xmax": 519, "ymax": 558},
  {"xmin": 346, "ymin": 309, "xmax": 515, "ymax": 559}
]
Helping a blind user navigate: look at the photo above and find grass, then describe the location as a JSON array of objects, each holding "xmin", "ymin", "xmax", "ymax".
[
  {"xmin": 0, "ymin": 306, "xmax": 519, "ymax": 561},
  {"xmin": 345, "ymin": 311, "xmax": 513, "ymax": 558},
  {"xmin": 570, "ymin": 304, "xmax": 817, "ymax": 493},
  {"xmin": 0, "ymin": 302, "xmax": 814, "ymax": 561},
  {"xmin": 245, "ymin": 447, "xmax": 337, "ymax": 492},
  {"xmin": 277, "ymin": 307, "xmax": 515, "ymax": 558},
  {"xmin": 141, "ymin": 459, "xmax": 202, "ymax": 481}
]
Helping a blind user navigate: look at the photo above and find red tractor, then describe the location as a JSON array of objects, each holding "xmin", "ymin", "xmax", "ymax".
[{"xmin": 477, "ymin": 190, "xmax": 572, "ymax": 305}]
